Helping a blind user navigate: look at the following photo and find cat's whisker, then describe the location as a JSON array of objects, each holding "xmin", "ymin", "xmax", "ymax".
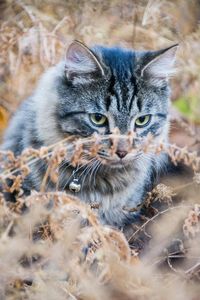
[
  {"xmin": 77, "ymin": 157, "xmax": 97, "ymax": 178},
  {"xmin": 60, "ymin": 156, "xmax": 95, "ymax": 191},
  {"xmin": 81, "ymin": 160, "xmax": 98, "ymax": 188},
  {"xmin": 92, "ymin": 160, "xmax": 102, "ymax": 189},
  {"xmin": 80, "ymin": 162, "xmax": 96, "ymax": 195},
  {"xmin": 92, "ymin": 160, "xmax": 101, "ymax": 183},
  {"xmin": 88, "ymin": 160, "xmax": 100, "ymax": 192}
]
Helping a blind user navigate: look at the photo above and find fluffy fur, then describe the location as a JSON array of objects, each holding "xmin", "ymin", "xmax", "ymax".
[{"xmin": 1, "ymin": 41, "xmax": 178, "ymax": 226}]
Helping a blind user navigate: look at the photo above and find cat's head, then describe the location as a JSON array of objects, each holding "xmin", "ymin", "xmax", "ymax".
[{"xmin": 41, "ymin": 41, "xmax": 177, "ymax": 169}]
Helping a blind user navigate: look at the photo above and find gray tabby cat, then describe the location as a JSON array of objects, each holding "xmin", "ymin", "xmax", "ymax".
[{"xmin": 1, "ymin": 41, "xmax": 178, "ymax": 226}]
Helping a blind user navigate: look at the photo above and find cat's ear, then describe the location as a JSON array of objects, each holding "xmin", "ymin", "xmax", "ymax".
[
  {"xmin": 65, "ymin": 40, "xmax": 104, "ymax": 84},
  {"xmin": 140, "ymin": 44, "xmax": 178, "ymax": 86}
]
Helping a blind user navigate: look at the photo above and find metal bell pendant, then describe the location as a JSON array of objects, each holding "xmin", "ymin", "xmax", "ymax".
[{"xmin": 69, "ymin": 178, "xmax": 81, "ymax": 193}]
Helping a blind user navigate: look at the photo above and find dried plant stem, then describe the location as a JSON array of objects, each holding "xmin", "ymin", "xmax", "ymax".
[{"xmin": 128, "ymin": 205, "xmax": 193, "ymax": 243}]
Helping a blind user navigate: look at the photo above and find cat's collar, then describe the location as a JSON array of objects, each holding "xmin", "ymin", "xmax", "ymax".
[{"xmin": 69, "ymin": 169, "xmax": 81, "ymax": 193}]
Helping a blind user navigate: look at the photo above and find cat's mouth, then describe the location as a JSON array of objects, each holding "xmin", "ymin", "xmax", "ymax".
[
  {"xmin": 97, "ymin": 150, "xmax": 142, "ymax": 169},
  {"xmin": 108, "ymin": 160, "xmax": 129, "ymax": 169}
]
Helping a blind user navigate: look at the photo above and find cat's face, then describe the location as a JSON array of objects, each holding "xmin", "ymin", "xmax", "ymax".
[{"xmin": 56, "ymin": 41, "xmax": 177, "ymax": 169}]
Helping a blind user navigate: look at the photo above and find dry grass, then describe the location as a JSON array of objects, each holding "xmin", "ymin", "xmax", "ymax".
[
  {"xmin": 0, "ymin": 130, "xmax": 200, "ymax": 300},
  {"xmin": 0, "ymin": 0, "xmax": 200, "ymax": 299}
]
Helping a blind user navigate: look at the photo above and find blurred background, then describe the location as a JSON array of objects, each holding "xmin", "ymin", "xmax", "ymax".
[{"xmin": 0, "ymin": 0, "xmax": 200, "ymax": 144}]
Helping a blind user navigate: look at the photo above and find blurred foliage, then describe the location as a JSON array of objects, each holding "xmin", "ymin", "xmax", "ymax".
[
  {"xmin": 174, "ymin": 96, "xmax": 200, "ymax": 122},
  {"xmin": 0, "ymin": 0, "xmax": 200, "ymax": 128}
]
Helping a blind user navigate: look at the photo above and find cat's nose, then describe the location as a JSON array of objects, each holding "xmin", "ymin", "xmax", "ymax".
[{"xmin": 116, "ymin": 150, "xmax": 128, "ymax": 159}]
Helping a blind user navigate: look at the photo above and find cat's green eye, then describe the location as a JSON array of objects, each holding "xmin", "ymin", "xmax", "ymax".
[
  {"xmin": 90, "ymin": 113, "xmax": 107, "ymax": 126},
  {"xmin": 135, "ymin": 115, "xmax": 151, "ymax": 127}
]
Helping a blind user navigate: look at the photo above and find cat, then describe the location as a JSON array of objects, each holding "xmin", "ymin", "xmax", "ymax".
[{"xmin": 1, "ymin": 40, "xmax": 178, "ymax": 226}]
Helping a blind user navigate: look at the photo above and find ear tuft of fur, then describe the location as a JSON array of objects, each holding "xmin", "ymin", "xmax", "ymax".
[
  {"xmin": 65, "ymin": 40, "xmax": 104, "ymax": 84},
  {"xmin": 141, "ymin": 44, "xmax": 178, "ymax": 86}
]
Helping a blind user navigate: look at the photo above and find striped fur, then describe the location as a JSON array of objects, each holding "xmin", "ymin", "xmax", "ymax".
[{"xmin": 1, "ymin": 41, "xmax": 178, "ymax": 226}]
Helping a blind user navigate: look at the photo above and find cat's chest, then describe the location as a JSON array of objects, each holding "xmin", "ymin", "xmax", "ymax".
[{"xmin": 73, "ymin": 179, "xmax": 144, "ymax": 226}]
